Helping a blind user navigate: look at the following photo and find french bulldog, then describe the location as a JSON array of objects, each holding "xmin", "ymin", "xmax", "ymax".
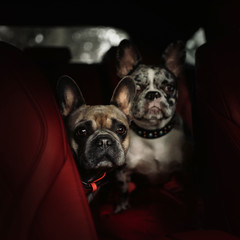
[
  {"xmin": 114, "ymin": 39, "xmax": 193, "ymax": 213},
  {"xmin": 56, "ymin": 75, "xmax": 136, "ymax": 201}
]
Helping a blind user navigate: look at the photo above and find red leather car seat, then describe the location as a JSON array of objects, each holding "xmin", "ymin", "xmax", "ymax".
[
  {"xmin": 0, "ymin": 41, "xmax": 97, "ymax": 240},
  {"xmin": 194, "ymin": 31, "xmax": 240, "ymax": 237}
]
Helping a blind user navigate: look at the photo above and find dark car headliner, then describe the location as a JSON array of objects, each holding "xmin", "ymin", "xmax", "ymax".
[{"xmin": 0, "ymin": 1, "xmax": 239, "ymax": 54}]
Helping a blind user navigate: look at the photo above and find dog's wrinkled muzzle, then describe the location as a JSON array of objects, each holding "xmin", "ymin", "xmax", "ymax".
[{"xmin": 85, "ymin": 132, "xmax": 125, "ymax": 170}]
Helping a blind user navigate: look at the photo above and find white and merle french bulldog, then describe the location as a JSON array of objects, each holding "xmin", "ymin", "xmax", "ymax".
[
  {"xmin": 56, "ymin": 75, "xmax": 136, "ymax": 201},
  {"xmin": 114, "ymin": 39, "xmax": 193, "ymax": 213}
]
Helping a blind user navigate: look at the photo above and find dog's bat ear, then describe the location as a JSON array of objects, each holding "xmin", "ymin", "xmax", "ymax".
[
  {"xmin": 110, "ymin": 76, "xmax": 136, "ymax": 119},
  {"xmin": 56, "ymin": 75, "xmax": 86, "ymax": 117},
  {"xmin": 161, "ymin": 40, "xmax": 186, "ymax": 78},
  {"xmin": 116, "ymin": 39, "xmax": 142, "ymax": 78}
]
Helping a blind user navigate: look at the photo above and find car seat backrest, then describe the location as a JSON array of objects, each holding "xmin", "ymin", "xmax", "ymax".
[{"xmin": 0, "ymin": 41, "xmax": 97, "ymax": 240}]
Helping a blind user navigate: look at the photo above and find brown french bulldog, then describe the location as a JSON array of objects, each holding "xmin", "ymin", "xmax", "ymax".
[{"xmin": 56, "ymin": 75, "xmax": 136, "ymax": 201}]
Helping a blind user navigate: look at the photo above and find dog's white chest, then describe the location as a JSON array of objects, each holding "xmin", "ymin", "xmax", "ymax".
[{"xmin": 126, "ymin": 128, "xmax": 185, "ymax": 182}]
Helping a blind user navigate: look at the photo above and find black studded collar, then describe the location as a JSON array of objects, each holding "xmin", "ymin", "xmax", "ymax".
[{"xmin": 130, "ymin": 116, "xmax": 175, "ymax": 139}]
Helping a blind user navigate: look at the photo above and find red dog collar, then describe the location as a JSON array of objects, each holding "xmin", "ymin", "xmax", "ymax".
[{"xmin": 82, "ymin": 172, "xmax": 107, "ymax": 194}]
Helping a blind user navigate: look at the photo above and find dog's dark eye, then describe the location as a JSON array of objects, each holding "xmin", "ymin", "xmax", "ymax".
[
  {"xmin": 164, "ymin": 84, "xmax": 175, "ymax": 94},
  {"xmin": 116, "ymin": 125, "xmax": 127, "ymax": 136},
  {"xmin": 75, "ymin": 127, "xmax": 87, "ymax": 138}
]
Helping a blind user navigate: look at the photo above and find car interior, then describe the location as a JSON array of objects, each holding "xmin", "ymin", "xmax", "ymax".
[{"xmin": 1, "ymin": 1, "xmax": 240, "ymax": 239}]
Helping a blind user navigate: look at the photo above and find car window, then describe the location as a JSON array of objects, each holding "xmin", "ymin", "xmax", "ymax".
[{"xmin": 0, "ymin": 25, "xmax": 129, "ymax": 64}]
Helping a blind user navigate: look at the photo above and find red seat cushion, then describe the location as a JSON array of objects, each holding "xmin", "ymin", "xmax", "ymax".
[
  {"xmin": 169, "ymin": 230, "xmax": 240, "ymax": 240},
  {"xmin": 92, "ymin": 180, "xmax": 198, "ymax": 240}
]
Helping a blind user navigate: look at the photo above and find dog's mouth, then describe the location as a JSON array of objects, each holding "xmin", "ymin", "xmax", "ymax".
[
  {"xmin": 95, "ymin": 156, "xmax": 114, "ymax": 168},
  {"xmin": 148, "ymin": 106, "xmax": 161, "ymax": 114},
  {"xmin": 143, "ymin": 97, "xmax": 172, "ymax": 120},
  {"xmin": 148, "ymin": 98, "xmax": 162, "ymax": 111},
  {"xmin": 80, "ymin": 155, "xmax": 123, "ymax": 183},
  {"xmin": 146, "ymin": 103, "xmax": 164, "ymax": 119}
]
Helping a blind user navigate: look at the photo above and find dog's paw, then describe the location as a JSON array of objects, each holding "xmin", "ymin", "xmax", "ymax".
[{"xmin": 114, "ymin": 201, "xmax": 130, "ymax": 214}]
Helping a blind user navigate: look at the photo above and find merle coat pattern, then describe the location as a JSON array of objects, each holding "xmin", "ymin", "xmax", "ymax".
[{"xmin": 114, "ymin": 39, "xmax": 193, "ymax": 213}]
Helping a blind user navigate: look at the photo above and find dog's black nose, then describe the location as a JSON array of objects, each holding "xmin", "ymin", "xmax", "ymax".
[
  {"xmin": 96, "ymin": 136, "xmax": 113, "ymax": 149},
  {"xmin": 145, "ymin": 91, "xmax": 161, "ymax": 100}
]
